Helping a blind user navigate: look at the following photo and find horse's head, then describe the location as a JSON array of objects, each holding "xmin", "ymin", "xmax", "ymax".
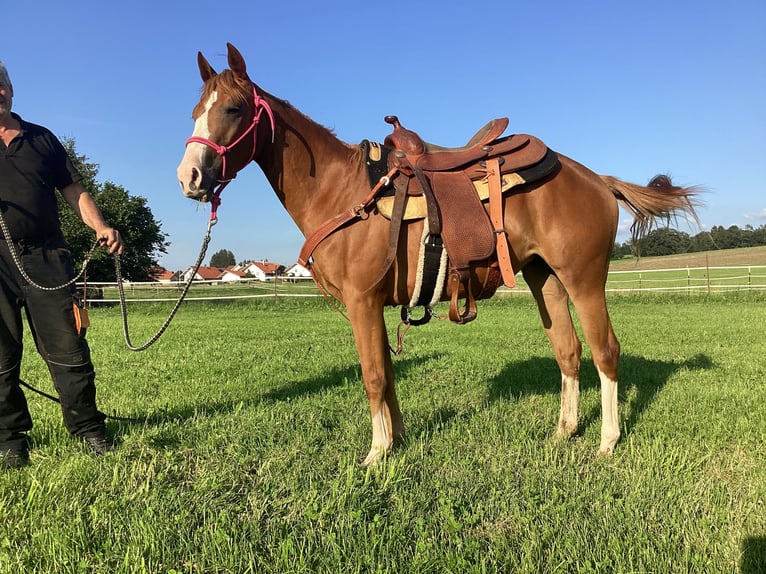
[{"xmin": 177, "ymin": 43, "xmax": 274, "ymax": 204}]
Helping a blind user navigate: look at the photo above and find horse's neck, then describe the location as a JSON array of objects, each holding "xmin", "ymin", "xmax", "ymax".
[{"xmin": 256, "ymin": 96, "xmax": 365, "ymax": 237}]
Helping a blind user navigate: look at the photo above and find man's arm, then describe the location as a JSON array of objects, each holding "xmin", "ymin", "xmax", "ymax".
[{"xmin": 59, "ymin": 182, "xmax": 123, "ymax": 254}]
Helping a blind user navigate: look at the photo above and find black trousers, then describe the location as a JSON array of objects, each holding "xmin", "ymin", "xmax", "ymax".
[{"xmin": 0, "ymin": 238, "xmax": 105, "ymax": 451}]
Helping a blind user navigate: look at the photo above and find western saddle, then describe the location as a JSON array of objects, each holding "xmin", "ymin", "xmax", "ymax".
[{"xmin": 378, "ymin": 115, "xmax": 559, "ymax": 324}]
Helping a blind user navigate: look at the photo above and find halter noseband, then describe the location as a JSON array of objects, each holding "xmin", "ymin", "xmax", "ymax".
[{"xmin": 185, "ymin": 84, "xmax": 275, "ymax": 222}]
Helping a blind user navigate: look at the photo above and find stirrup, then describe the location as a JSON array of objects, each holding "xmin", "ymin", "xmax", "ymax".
[{"xmin": 401, "ymin": 305, "xmax": 434, "ymax": 327}]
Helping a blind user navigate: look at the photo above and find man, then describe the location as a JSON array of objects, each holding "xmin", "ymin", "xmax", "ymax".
[{"xmin": 0, "ymin": 60, "xmax": 123, "ymax": 469}]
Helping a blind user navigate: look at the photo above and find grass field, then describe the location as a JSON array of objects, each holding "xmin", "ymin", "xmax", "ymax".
[
  {"xmin": 609, "ymin": 245, "xmax": 766, "ymax": 271},
  {"xmin": 1, "ymin": 289, "xmax": 764, "ymax": 573}
]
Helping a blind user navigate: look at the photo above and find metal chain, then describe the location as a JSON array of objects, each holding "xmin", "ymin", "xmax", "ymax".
[{"xmin": 0, "ymin": 211, "xmax": 101, "ymax": 290}]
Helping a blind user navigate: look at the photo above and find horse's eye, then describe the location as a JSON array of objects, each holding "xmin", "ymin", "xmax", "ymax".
[{"xmin": 225, "ymin": 106, "xmax": 242, "ymax": 116}]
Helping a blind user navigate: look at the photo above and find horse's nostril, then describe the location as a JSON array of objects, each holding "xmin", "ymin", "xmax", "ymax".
[{"xmin": 181, "ymin": 167, "xmax": 200, "ymax": 193}]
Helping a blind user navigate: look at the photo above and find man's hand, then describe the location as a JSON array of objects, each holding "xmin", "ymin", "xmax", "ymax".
[{"xmin": 97, "ymin": 227, "xmax": 123, "ymax": 255}]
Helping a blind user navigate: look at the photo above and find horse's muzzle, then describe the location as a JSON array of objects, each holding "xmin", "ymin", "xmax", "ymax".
[
  {"xmin": 180, "ymin": 184, "xmax": 210, "ymax": 203},
  {"xmin": 177, "ymin": 162, "xmax": 215, "ymax": 202}
]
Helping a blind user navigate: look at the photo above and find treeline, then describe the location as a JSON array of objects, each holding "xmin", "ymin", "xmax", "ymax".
[{"xmin": 612, "ymin": 224, "xmax": 766, "ymax": 259}]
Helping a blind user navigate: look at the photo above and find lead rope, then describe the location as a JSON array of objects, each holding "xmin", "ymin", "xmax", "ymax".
[
  {"xmin": 115, "ymin": 218, "xmax": 214, "ymax": 351},
  {"xmin": 0, "ymin": 208, "xmax": 214, "ymax": 352}
]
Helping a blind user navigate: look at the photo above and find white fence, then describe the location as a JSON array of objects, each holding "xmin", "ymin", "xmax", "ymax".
[
  {"xmin": 604, "ymin": 265, "xmax": 766, "ymax": 294},
  {"xmin": 81, "ymin": 265, "xmax": 766, "ymax": 304},
  {"xmin": 497, "ymin": 265, "xmax": 766, "ymax": 296}
]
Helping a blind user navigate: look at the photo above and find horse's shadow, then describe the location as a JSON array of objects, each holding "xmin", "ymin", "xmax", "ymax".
[
  {"xmin": 413, "ymin": 352, "xmax": 713, "ymax": 445},
  {"xmin": 485, "ymin": 352, "xmax": 714, "ymax": 441}
]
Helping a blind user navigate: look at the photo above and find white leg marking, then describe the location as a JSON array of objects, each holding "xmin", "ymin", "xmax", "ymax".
[
  {"xmin": 556, "ymin": 373, "xmax": 580, "ymax": 439},
  {"xmin": 362, "ymin": 408, "xmax": 392, "ymax": 466},
  {"xmin": 598, "ymin": 367, "xmax": 620, "ymax": 455}
]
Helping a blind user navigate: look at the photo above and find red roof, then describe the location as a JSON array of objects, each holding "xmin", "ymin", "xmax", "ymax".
[
  {"xmin": 219, "ymin": 269, "xmax": 248, "ymax": 278},
  {"xmin": 249, "ymin": 261, "xmax": 284, "ymax": 275},
  {"xmin": 195, "ymin": 266, "xmax": 224, "ymax": 280},
  {"xmin": 148, "ymin": 268, "xmax": 178, "ymax": 281}
]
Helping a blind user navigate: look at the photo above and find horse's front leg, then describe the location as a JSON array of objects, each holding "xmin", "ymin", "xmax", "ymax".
[{"xmin": 346, "ymin": 296, "xmax": 403, "ymax": 466}]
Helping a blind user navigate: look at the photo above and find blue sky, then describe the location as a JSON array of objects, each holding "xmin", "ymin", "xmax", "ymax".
[{"xmin": 5, "ymin": 1, "xmax": 765, "ymax": 271}]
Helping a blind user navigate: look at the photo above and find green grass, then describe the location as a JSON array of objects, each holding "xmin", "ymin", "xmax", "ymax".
[{"xmin": 1, "ymin": 294, "xmax": 765, "ymax": 573}]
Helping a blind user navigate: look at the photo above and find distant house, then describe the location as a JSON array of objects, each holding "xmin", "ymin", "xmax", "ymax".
[
  {"xmin": 148, "ymin": 268, "xmax": 180, "ymax": 283},
  {"xmin": 219, "ymin": 268, "xmax": 249, "ymax": 282},
  {"xmin": 180, "ymin": 265, "xmax": 224, "ymax": 282},
  {"xmin": 284, "ymin": 262, "xmax": 312, "ymax": 279},
  {"xmin": 240, "ymin": 260, "xmax": 285, "ymax": 281}
]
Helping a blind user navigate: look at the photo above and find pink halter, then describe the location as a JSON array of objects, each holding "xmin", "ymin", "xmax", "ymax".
[{"xmin": 185, "ymin": 84, "xmax": 275, "ymax": 221}]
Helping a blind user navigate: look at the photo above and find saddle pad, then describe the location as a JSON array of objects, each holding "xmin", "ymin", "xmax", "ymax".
[
  {"xmin": 375, "ymin": 148, "xmax": 559, "ymax": 221},
  {"xmin": 376, "ymin": 171, "xmax": 524, "ymax": 220}
]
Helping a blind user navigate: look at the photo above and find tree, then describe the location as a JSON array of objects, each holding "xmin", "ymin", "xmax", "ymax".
[
  {"xmin": 210, "ymin": 249, "xmax": 236, "ymax": 268},
  {"xmin": 688, "ymin": 231, "xmax": 717, "ymax": 252},
  {"xmin": 59, "ymin": 139, "xmax": 168, "ymax": 281},
  {"xmin": 639, "ymin": 227, "xmax": 690, "ymax": 257},
  {"xmin": 610, "ymin": 241, "xmax": 632, "ymax": 260},
  {"xmin": 753, "ymin": 225, "xmax": 766, "ymax": 246},
  {"xmin": 708, "ymin": 225, "xmax": 743, "ymax": 250}
]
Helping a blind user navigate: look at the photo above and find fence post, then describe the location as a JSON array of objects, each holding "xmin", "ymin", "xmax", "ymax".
[{"xmin": 274, "ymin": 274, "xmax": 279, "ymax": 302}]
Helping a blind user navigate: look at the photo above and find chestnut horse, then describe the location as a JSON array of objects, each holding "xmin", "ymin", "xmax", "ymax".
[{"xmin": 177, "ymin": 44, "xmax": 699, "ymax": 465}]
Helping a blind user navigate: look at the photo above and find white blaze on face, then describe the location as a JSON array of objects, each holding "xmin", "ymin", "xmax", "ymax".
[{"xmin": 177, "ymin": 91, "xmax": 219, "ymax": 194}]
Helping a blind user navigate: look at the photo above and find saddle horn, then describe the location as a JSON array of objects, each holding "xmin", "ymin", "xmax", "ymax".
[{"xmin": 384, "ymin": 115, "xmax": 425, "ymax": 155}]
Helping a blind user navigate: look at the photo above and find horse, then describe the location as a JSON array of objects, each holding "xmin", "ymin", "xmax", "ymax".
[{"xmin": 177, "ymin": 43, "xmax": 700, "ymax": 466}]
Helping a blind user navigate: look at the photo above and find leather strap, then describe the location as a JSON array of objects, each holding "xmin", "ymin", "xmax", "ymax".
[
  {"xmin": 486, "ymin": 157, "xmax": 516, "ymax": 288},
  {"xmin": 298, "ymin": 167, "xmax": 398, "ymax": 267},
  {"xmin": 412, "ymin": 167, "xmax": 441, "ymax": 234},
  {"xmin": 298, "ymin": 206, "xmax": 360, "ymax": 267},
  {"xmin": 362, "ymin": 174, "xmax": 410, "ymax": 293}
]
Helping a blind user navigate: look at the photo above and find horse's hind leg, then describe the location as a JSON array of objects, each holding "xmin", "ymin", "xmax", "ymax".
[
  {"xmin": 522, "ymin": 259, "xmax": 582, "ymax": 440},
  {"xmin": 567, "ymin": 288, "xmax": 621, "ymax": 455},
  {"xmin": 346, "ymin": 296, "xmax": 403, "ymax": 466}
]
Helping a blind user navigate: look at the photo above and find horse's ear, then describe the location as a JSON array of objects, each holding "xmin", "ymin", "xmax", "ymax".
[
  {"xmin": 226, "ymin": 43, "xmax": 250, "ymax": 81},
  {"xmin": 197, "ymin": 52, "xmax": 217, "ymax": 82}
]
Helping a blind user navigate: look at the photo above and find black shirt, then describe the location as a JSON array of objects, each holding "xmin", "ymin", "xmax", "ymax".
[{"xmin": 0, "ymin": 113, "xmax": 82, "ymax": 241}]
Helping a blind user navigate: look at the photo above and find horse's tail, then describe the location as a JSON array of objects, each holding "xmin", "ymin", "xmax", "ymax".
[{"xmin": 601, "ymin": 174, "xmax": 703, "ymax": 244}]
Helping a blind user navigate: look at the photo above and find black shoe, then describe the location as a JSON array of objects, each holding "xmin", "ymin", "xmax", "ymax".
[
  {"xmin": 82, "ymin": 434, "xmax": 117, "ymax": 455},
  {"xmin": 1, "ymin": 448, "xmax": 29, "ymax": 470}
]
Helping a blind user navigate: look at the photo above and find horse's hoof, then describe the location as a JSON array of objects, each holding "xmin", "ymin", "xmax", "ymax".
[
  {"xmin": 555, "ymin": 422, "xmax": 578, "ymax": 441},
  {"xmin": 598, "ymin": 439, "xmax": 618, "ymax": 456},
  {"xmin": 361, "ymin": 447, "xmax": 388, "ymax": 467}
]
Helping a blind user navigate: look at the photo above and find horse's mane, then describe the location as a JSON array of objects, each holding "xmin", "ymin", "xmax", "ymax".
[{"xmin": 197, "ymin": 69, "xmax": 365, "ymax": 164}]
